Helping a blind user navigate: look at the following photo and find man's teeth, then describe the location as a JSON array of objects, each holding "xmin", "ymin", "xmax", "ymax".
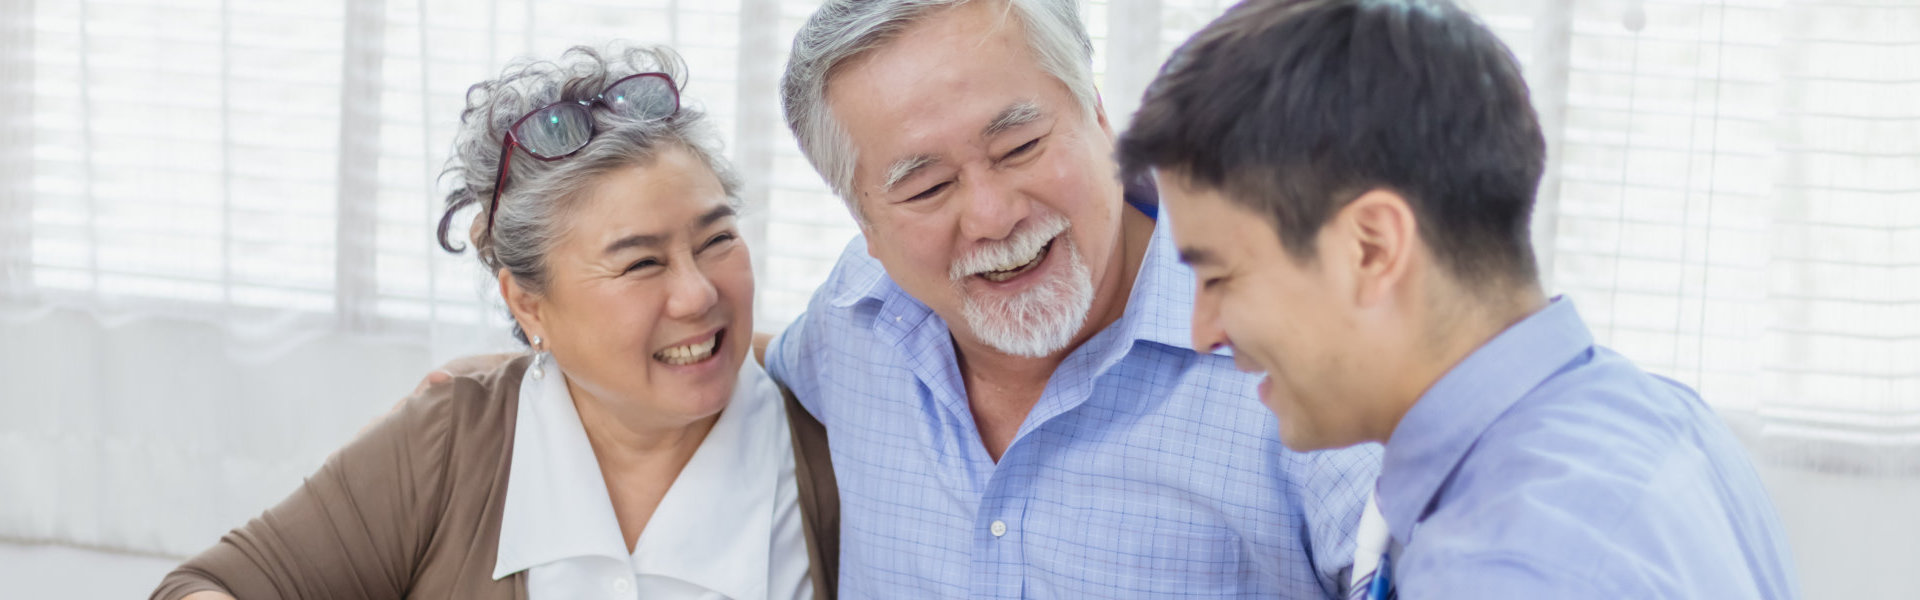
[
  {"xmin": 655, "ymin": 333, "xmax": 718, "ymax": 365},
  {"xmin": 979, "ymin": 241, "xmax": 1049, "ymax": 282}
]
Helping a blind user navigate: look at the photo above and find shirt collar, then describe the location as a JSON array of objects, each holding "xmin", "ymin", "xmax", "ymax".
[
  {"xmin": 825, "ymin": 235, "xmax": 890, "ymax": 310},
  {"xmin": 1007, "ymin": 208, "xmax": 1219, "ymax": 434},
  {"xmin": 1375, "ymin": 297, "xmax": 1595, "ymax": 544},
  {"xmin": 493, "ymin": 360, "xmax": 629, "ymax": 580},
  {"xmin": 493, "ymin": 359, "xmax": 785, "ymax": 600},
  {"xmin": 1108, "ymin": 206, "xmax": 1207, "ymax": 356},
  {"xmin": 1060, "ymin": 205, "xmax": 1212, "ymax": 379}
]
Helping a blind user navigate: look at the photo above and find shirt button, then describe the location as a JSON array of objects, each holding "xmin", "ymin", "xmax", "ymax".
[
  {"xmin": 990, "ymin": 520, "xmax": 1008, "ymax": 537},
  {"xmin": 612, "ymin": 577, "xmax": 632, "ymax": 593}
]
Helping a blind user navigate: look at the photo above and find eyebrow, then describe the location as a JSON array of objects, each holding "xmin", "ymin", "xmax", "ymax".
[
  {"xmin": 983, "ymin": 100, "xmax": 1043, "ymax": 138},
  {"xmin": 1177, "ymin": 246, "xmax": 1218, "ymax": 267},
  {"xmin": 602, "ymin": 204, "xmax": 737, "ymax": 255},
  {"xmin": 882, "ymin": 154, "xmax": 940, "ymax": 194},
  {"xmin": 879, "ymin": 101, "xmax": 1047, "ymax": 195}
]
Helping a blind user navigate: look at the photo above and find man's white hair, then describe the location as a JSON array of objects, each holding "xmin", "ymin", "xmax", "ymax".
[{"xmin": 779, "ymin": 0, "xmax": 1099, "ymax": 223}]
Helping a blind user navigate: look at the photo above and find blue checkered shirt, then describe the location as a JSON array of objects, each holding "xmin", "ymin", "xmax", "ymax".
[{"xmin": 767, "ymin": 209, "xmax": 1381, "ymax": 599}]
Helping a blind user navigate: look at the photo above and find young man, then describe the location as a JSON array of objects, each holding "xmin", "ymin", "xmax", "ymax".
[
  {"xmin": 767, "ymin": 0, "xmax": 1377, "ymax": 597},
  {"xmin": 1119, "ymin": 0, "xmax": 1799, "ymax": 597}
]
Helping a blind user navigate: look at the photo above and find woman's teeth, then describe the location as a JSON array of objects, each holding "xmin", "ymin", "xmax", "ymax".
[
  {"xmin": 980, "ymin": 240, "xmax": 1051, "ymax": 283},
  {"xmin": 655, "ymin": 332, "xmax": 719, "ymax": 365}
]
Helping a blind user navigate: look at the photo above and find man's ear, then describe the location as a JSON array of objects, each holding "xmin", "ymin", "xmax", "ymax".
[
  {"xmin": 1334, "ymin": 189, "xmax": 1418, "ymax": 308},
  {"xmin": 1092, "ymin": 94, "xmax": 1114, "ymax": 140},
  {"xmin": 499, "ymin": 268, "xmax": 546, "ymax": 340}
]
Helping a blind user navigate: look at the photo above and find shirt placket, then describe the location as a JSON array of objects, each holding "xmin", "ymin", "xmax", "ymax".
[
  {"xmin": 971, "ymin": 460, "xmax": 1032, "ymax": 599},
  {"xmin": 964, "ymin": 350, "xmax": 1114, "ymax": 599},
  {"xmin": 876, "ymin": 288, "xmax": 1132, "ymax": 600},
  {"xmin": 884, "ymin": 309, "xmax": 1032, "ymax": 599}
]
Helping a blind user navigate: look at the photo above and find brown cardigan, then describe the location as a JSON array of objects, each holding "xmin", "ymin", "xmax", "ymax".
[{"xmin": 152, "ymin": 355, "xmax": 838, "ymax": 600}]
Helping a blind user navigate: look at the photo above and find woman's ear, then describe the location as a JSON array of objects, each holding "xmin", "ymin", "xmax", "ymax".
[{"xmin": 499, "ymin": 268, "xmax": 546, "ymax": 340}]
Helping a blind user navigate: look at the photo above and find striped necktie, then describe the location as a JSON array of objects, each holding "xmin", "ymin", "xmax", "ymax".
[{"xmin": 1348, "ymin": 492, "xmax": 1396, "ymax": 600}]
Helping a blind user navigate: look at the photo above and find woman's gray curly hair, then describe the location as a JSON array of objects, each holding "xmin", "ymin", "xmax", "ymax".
[{"xmin": 436, "ymin": 43, "xmax": 742, "ymax": 344}]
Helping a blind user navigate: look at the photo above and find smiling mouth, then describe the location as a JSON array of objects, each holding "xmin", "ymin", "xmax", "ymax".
[
  {"xmin": 654, "ymin": 329, "xmax": 723, "ymax": 366},
  {"xmin": 976, "ymin": 238, "xmax": 1054, "ymax": 283}
]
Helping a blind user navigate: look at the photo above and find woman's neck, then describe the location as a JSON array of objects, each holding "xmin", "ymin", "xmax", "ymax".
[
  {"xmin": 564, "ymin": 376, "xmax": 721, "ymax": 551},
  {"xmin": 567, "ymin": 376, "xmax": 716, "ymax": 456}
]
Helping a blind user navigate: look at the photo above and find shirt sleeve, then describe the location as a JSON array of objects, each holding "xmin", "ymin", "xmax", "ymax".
[
  {"xmin": 150, "ymin": 384, "xmax": 458, "ymax": 600},
  {"xmin": 1390, "ymin": 470, "xmax": 1678, "ymax": 600}
]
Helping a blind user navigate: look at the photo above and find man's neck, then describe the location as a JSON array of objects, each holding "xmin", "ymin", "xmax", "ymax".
[
  {"xmin": 952, "ymin": 206, "xmax": 1156, "ymax": 460},
  {"xmin": 1375, "ymin": 282, "xmax": 1550, "ymax": 443}
]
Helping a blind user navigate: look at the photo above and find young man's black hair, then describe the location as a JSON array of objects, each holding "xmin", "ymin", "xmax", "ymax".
[{"xmin": 1119, "ymin": 0, "xmax": 1546, "ymax": 287}]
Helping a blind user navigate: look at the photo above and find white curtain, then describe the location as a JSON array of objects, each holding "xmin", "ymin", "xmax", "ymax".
[{"xmin": 0, "ymin": 0, "xmax": 1914, "ymax": 596}]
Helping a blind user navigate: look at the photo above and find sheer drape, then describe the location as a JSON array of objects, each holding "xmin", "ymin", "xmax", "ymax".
[
  {"xmin": 1, "ymin": 0, "xmax": 1914, "ymax": 595},
  {"xmin": 1523, "ymin": 0, "xmax": 1919, "ymax": 476}
]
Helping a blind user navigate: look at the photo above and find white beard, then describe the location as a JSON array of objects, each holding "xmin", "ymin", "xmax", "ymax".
[{"xmin": 952, "ymin": 217, "xmax": 1095, "ymax": 358}]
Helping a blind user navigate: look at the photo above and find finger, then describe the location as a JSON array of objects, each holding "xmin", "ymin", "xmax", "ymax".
[{"xmin": 410, "ymin": 371, "xmax": 451, "ymax": 398}]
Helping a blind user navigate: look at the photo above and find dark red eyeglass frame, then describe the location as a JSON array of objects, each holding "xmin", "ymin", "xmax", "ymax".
[{"xmin": 483, "ymin": 72, "xmax": 681, "ymax": 238}]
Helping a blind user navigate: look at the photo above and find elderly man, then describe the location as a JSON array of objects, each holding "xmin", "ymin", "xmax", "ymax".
[
  {"xmin": 1120, "ymin": 0, "xmax": 1799, "ymax": 598},
  {"xmin": 766, "ymin": 0, "xmax": 1376, "ymax": 597}
]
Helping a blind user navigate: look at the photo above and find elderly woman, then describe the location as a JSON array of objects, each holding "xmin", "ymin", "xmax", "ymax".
[{"xmin": 152, "ymin": 44, "xmax": 836, "ymax": 600}]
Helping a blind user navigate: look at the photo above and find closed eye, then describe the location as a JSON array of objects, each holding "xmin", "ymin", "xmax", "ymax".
[
  {"xmin": 1202, "ymin": 276, "xmax": 1226, "ymax": 290},
  {"xmin": 623, "ymin": 257, "xmax": 663, "ymax": 274},
  {"xmin": 1004, "ymin": 137, "xmax": 1040, "ymax": 159},
  {"xmin": 908, "ymin": 181, "xmax": 950, "ymax": 202},
  {"xmin": 702, "ymin": 232, "xmax": 737, "ymax": 251}
]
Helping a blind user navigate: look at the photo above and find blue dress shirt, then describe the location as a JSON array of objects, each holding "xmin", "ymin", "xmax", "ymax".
[
  {"xmin": 768, "ymin": 208, "xmax": 1380, "ymax": 599},
  {"xmin": 1378, "ymin": 298, "xmax": 1799, "ymax": 598}
]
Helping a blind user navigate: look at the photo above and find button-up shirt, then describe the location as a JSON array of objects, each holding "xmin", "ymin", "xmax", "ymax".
[
  {"xmin": 768, "ymin": 208, "xmax": 1379, "ymax": 599},
  {"xmin": 492, "ymin": 359, "xmax": 813, "ymax": 600},
  {"xmin": 1378, "ymin": 298, "xmax": 1799, "ymax": 598}
]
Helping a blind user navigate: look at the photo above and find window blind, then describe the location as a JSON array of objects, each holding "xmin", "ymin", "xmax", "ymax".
[{"xmin": 6, "ymin": 0, "xmax": 1913, "ymax": 462}]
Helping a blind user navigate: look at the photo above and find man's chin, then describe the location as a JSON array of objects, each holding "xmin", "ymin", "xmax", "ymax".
[
  {"xmin": 956, "ymin": 243, "xmax": 1094, "ymax": 358},
  {"xmin": 966, "ymin": 313, "xmax": 1081, "ymax": 358}
]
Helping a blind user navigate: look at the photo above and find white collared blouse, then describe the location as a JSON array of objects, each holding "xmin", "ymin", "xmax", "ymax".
[{"xmin": 491, "ymin": 358, "xmax": 812, "ymax": 600}]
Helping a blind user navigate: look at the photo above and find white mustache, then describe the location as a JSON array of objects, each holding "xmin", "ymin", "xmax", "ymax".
[{"xmin": 948, "ymin": 214, "xmax": 1069, "ymax": 280}]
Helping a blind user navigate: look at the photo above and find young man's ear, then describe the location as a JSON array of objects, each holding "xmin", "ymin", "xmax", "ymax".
[{"xmin": 1336, "ymin": 189, "xmax": 1418, "ymax": 307}]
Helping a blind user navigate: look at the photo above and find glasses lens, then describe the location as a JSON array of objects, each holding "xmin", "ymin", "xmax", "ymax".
[
  {"xmin": 514, "ymin": 104, "xmax": 594, "ymax": 158},
  {"xmin": 604, "ymin": 74, "xmax": 678, "ymax": 122}
]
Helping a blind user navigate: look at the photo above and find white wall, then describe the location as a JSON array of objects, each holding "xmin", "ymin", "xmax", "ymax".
[
  {"xmin": 0, "ymin": 306, "xmax": 432, "ymax": 556},
  {"xmin": 1755, "ymin": 463, "xmax": 1920, "ymax": 598},
  {"xmin": 0, "ymin": 541, "xmax": 178, "ymax": 598}
]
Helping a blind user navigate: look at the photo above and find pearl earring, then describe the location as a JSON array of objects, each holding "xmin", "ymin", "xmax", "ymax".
[{"xmin": 529, "ymin": 335, "xmax": 547, "ymax": 379}]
